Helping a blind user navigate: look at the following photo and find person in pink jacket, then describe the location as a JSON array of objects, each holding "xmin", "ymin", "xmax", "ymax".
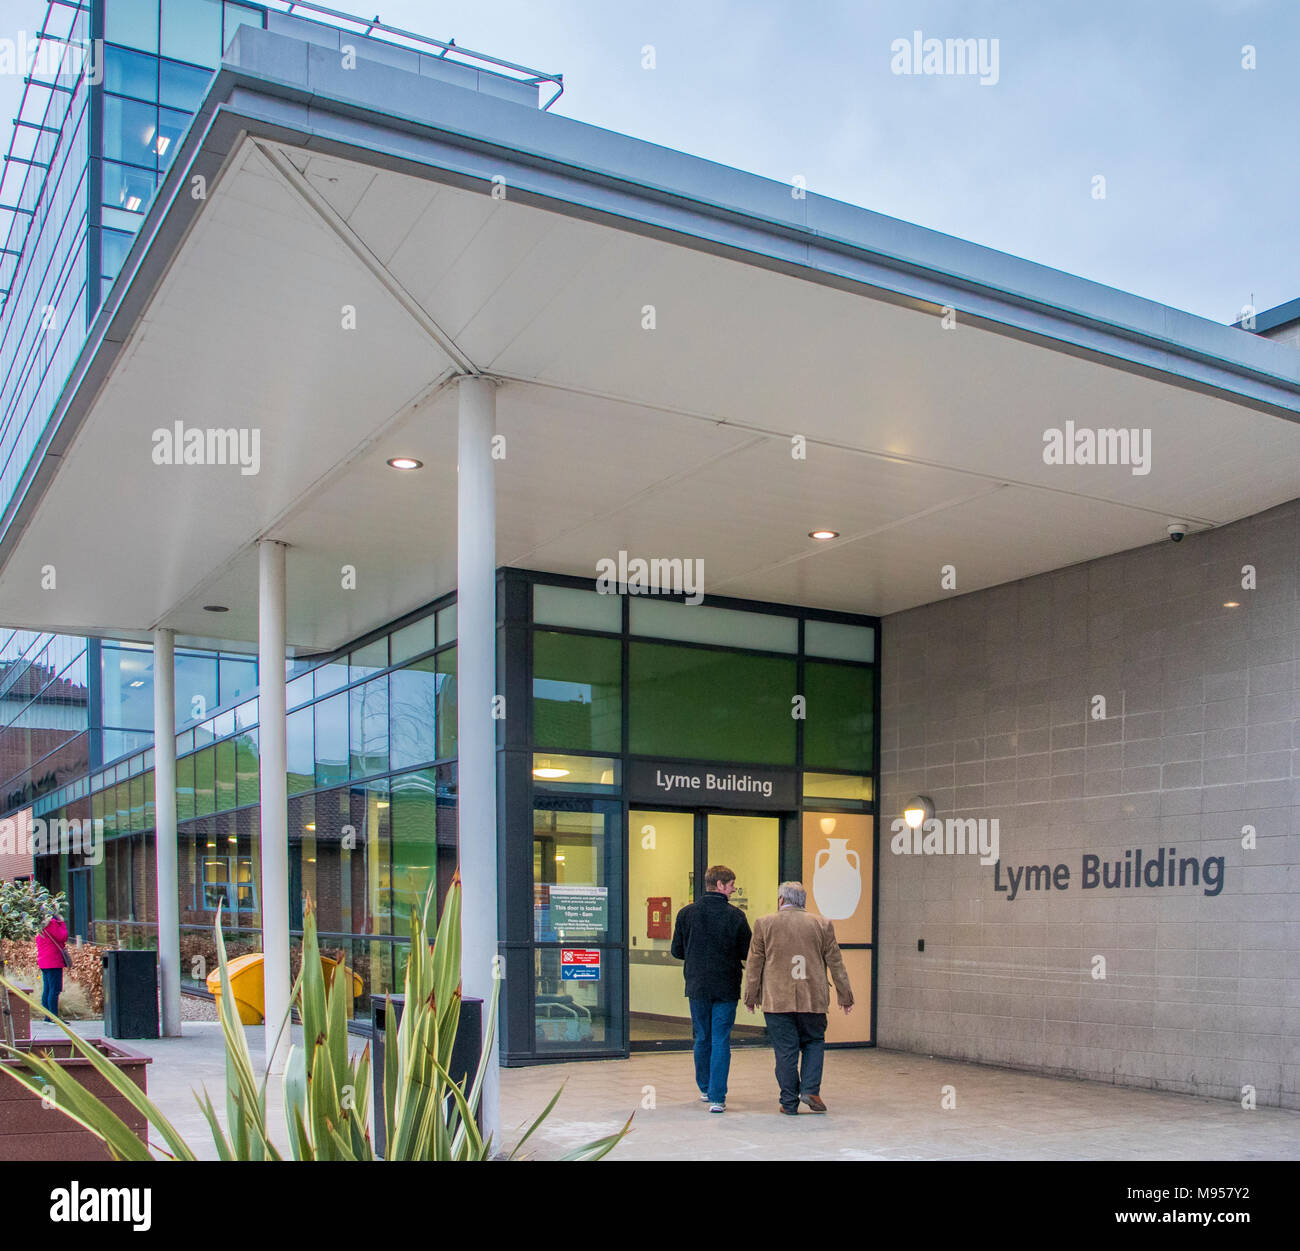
[{"xmin": 36, "ymin": 909, "xmax": 69, "ymax": 1019}]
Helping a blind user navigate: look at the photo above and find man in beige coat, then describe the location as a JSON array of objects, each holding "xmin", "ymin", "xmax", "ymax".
[{"xmin": 743, "ymin": 881, "xmax": 853, "ymax": 1114}]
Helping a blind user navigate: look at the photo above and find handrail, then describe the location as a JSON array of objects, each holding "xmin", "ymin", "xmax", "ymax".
[{"xmin": 268, "ymin": 0, "xmax": 565, "ymax": 109}]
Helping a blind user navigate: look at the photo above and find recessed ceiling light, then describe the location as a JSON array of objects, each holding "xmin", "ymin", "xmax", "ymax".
[
  {"xmin": 387, "ymin": 457, "xmax": 423, "ymax": 470},
  {"xmin": 809, "ymin": 529, "xmax": 839, "ymax": 541},
  {"xmin": 533, "ymin": 767, "xmax": 570, "ymax": 779},
  {"xmin": 203, "ymin": 604, "xmax": 229, "ymax": 613},
  {"xmin": 305, "ymin": 823, "xmax": 316, "ymax": 831},
  {"xmin": 129, "ymin": 680, "xmax": 144, "ymax": 688},
  {"xmin": 1223, "ymin": 601, "xmax": 1240, "ymax": 608}
]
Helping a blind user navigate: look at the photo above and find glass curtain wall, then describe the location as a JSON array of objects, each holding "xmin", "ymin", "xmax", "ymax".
[
  {"xmin": 501, "ymin": 568, "xmax": 880, "ymax": 1065},
  {"xmin": 34, "ymin": 595, "xmax": 458, "ymax": 1019}
]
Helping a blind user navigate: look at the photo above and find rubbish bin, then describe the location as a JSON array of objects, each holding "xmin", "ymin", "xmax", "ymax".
[
  {"xmin": 102, "ymin": 949, "xmax": 159, "ymax": 1039},
  {"xmin": 371, "ymin": 993, "xmax": 483, "ymax": 1157}
]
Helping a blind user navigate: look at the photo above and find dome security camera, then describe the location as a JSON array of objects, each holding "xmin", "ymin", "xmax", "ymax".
[{"xmin": 1167, "ymin": 523, "xmax": 1189, "ymax": 543}]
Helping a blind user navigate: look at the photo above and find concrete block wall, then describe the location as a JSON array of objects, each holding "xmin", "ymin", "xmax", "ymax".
[{"xmin": 878, "ymin": 497, "xmax": 1299, "ymax": 1108}]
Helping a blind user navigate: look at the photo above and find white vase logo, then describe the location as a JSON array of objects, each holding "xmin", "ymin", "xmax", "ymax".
[{"xmin": 812, "ymin": 837, "xmax": 861, "ymax": 920}]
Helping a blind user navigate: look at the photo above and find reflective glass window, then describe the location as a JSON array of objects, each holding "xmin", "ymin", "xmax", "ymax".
[
  {"xmin": 287, "ymin": 706, "xmax": 313, "ymax": 795},
  {"xmin": 105, "ymin": 0, "xmax": 160, "ymax": 53},
  {"xmin": 175, "ymin": 652, "xmax": 218, "ymax": 726},
  {"xmin": 100, "ymin": 645, "xmax": 153, "ymax": 729},
  {"xmin": 388, "ymin": 656, "xmax": 437, "ymax": 770},
  {"xmin": 160, "ymin": 0, "xmax": 223, "ymax": 66},
  {"xmin": 194, "ymin": 746, "xmax": 215, "ymax": 817},
  {"xmin": 350, "ymin": 676, "xmax": 388, "ymax": 777},
  {"xmin": 533, "ymin": 633, "xmax": 620, "ymax": 753},
  {"xmin": 314, "ymin": 692, "xmax": 348, "ymax": 789},
  {"xmin": 390, "ymin": 616, "xmax": 434, "ymax": 666},
  {"xmin": 219, "ymin": 655, "xmax": 257, "ymax": 705},
  {"xmin": 215, "ymin": 738, "xmax": 236, "ymax": 810},
  {"xmin": 628, "ymin": 642, "xmax": 795, "ymax": 764},
  {"xmin": 534, "ymin": 585, "xmax": 621, "ymax": 633},
  {"xmin": 804, "ymin": 662, "xmax": 874, "ymax": 773},
  {"xmin": 104, "ymin": 46, "xmax": 158, "ymax": 100},
  {"xmin": 159, "ymin": 57, "xmax": 212, "ymax": 109},
  {"xmin": 156, "ymin": 105, "xmax": 190, "ymax": 170},
  {"xmin": 102, "ymin": 95, "xmax": 159, "ymax": 168},
  {"xmin": 235, "ymin": 728, "xmax": 259, "ymax": 807}
]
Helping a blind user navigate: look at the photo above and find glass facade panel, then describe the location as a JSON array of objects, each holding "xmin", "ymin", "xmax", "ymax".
[
  {"xmin": 193, "ymin": 746, "xmax": 215, "ymax": 817},
  {"xmin": 105, "ymin": 0, "xmax": 160, "ymax": 52},
  {"xmin": 175, "ymin": 652, "xmax": 218, "ymax": 726},
  {"xmin": 159, "ymin": 57, "xmax": 213, "ymax": 110},
  {"xmin": 349, "ymin": 676, "xmax": 389, "ymax": 777},
  {"xmin": 313, "ymin": 692, "xmax": 348, "ymax": 789},
  {"xmin": 390, "ymin": 616, "xmax": 435, "ymax": 666},
  {"xmin": 802, "ymin": 772, "xmax": 874, "ymax": 802},
  {"xmin": 105, "ymin": 46, "xmax": 159, "ymax": 101},
  {"xmin": 286, "ymin": 706, "xmax": 314, "ymax": 795},
  {"xmin": 805, "ymin": 619, "xmax": 875, "ymax": 663},
  {"xmin": 235, "ymin": 728, "xmax": 259, "ymax": 807},
  {"xmin": 219, "ymin": 655, "xmax": 257, "ymax": 705},
  {"xmin": 531, "ymin": 754, "xmax": 619, "ymax": 792},
  {"xmin": 313, "ymin": 661, "xmax": 348, "ymax": 699},
  {"xmin": 389, "ymin": 768, "xmax": 455, "ymax": 939},
  {"xmin": 534, "ymin": 585, "xmax": 620, "ymax": 633},
  {"xmin": 435, "ymin": 650, "xmax": 457, "ymax": 761},
  {"xmin": 533, "ymin": 632, "xmax": 620, "ymax": 753},
  {"xmin": 175, "ymin": 754, "xmax": 195, "ymax": 823},
  {"xmin": 436, "ymin": 604, "xmax": 456, "ymax": 643},
  {"xmin": 628, "ymin": 642, "xmax": 795, "ymax": 764},
  {"xmin": 102, "ymin": 95, "xmax": 160, "ymax": 168},
  {"xmin": 101, "ymin": 644, "xmax": 153, "ymax": 731},
  {"xmin": 804, "ymin": 662, "xmax": 874, "ymax": 772},
  {"xmin": 350, "ymin": 639, "xmax": 387, "ymax": 681},
  {"xmin": 160, "ymin": 0, "xmax": 224, "ymax": 66},
  {"xmin": 629, "ymin": 599, "xmax": 798, "ymax": 652},
  {"xmin": 215, "ymin": 738, "xmax": 236, "ymax": 811}
]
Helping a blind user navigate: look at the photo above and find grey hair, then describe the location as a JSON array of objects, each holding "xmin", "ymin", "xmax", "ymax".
[{"xmin": 777, "ymin": 881, "xmax": 807, "ymax": 908}]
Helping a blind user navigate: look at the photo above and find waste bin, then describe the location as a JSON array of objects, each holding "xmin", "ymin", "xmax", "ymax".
[
  {"xmin": 102, "ymin": 949, "xmax": 159, "ymax": 1039},
  {"xmin": 371, "ymin": 993, "xmax": 483, "ymax": 1157}
]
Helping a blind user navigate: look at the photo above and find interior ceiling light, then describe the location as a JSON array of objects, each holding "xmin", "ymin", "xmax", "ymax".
[
  {"xmin": 305, "ymin": 823, "xmax": 316, "ymax": 831},
  {"xmin": 809, "ymin": 529, "xmax": 839, "ymax": 541},
  {"xmin": 387, "ymin": 457, "xmax": 423, "ymax": 470},
  {"xmin": 128, "ymin": 680, "xmax": 144, "ymax": 688},
  {"xmin": 903, "ymin": 795, "xmax": 934, "ymax": 830},
  {"xmin": 1223, "ymin": 601, "xmax": 1240, "ymax": 608},
  {"xmin": 203, "ymin": 604, "xmax": 229, "ymax": 613},
  {"xmin": 533, "ymin": 766, "xmax": 570, "ymax": 779}
]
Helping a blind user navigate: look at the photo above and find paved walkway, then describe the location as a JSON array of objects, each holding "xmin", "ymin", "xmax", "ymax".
[{"xmin": 24, "ymin": 1020, "xmax": 1300, "ymax": 1160}]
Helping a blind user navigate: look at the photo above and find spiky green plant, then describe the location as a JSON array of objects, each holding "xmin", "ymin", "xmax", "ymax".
[{"xmin": 0, "ymin": 873, "xmax": 629, "ymax": 1160}]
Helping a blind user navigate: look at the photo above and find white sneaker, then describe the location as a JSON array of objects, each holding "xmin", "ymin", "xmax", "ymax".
[
  {"xmin": 709, "ymin": 1102, "xmax": 726, "ymax": 1113},
  {"xmin": 699, "ymin": 1092, "xmax": 710, "ymax": 1103}
]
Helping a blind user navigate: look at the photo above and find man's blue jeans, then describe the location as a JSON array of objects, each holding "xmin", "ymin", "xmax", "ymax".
[{"xmin": 689, "ymin": 998, "xmax": 737, "ymax": 1103}]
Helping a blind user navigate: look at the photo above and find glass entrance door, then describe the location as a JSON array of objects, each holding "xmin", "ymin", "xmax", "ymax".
[{"xmin": 628, "ymin": 808, "xmax": 781, "ymax": 1048}]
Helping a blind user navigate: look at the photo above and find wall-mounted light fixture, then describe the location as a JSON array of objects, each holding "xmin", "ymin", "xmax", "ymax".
[{"xmin": 903, "ymin": 795, "xmax": 934, "ymax": 829}]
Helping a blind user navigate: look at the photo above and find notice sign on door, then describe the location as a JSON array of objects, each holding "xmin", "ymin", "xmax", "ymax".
[
  {"xmin": 549, "ymin": 885, "xmax": 608, "ymax": 932},
  {"xmin": 560, "ymin": 948, "xmax": 601, "ymax": 980}
]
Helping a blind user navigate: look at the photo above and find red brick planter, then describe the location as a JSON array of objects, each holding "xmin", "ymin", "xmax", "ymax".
[
  {"xmin": 2, "ymin": 984, "xmax": 33, "ymax": 1042},
  {"xmin": 0, "ymin": 1039, "xmax": 152, "ymax": 1161}
]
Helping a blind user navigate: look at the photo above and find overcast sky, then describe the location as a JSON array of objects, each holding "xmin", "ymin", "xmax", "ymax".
[{"xmin": 2, "ymin": 0, "xmax": 1296, "ymax": 323}]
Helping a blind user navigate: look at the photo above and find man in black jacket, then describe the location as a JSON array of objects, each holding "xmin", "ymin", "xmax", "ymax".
[{"xmin": 670, "ymin": 865, "xmax": 752, "ymax": 1112}]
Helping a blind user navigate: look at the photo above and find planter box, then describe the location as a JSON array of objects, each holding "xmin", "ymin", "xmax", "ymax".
[
  {"xmin": 3, "ymin": 984, "xmax": 33, "ymax": 1042},
  {"xmin": 0, "ymin": 1038, "xmax": 151, "ymax": 1161}
]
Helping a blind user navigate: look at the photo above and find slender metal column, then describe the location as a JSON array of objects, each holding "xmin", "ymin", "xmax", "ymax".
[
  {"xmin": 258, "ymin": 539, "xmax": 290, "ymax": 1072},
  {"xmin": 151, "ymin": 628, "xmax": 180, "ymax": 1037},
  {"xmin": 456, "ymin": 376, "xmax": 500, "ymax": 1141}
]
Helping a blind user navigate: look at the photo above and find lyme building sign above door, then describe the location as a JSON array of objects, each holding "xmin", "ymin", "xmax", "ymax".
[{"xmin": 628, "ymin": 761, "xmax": 797, "ymax": 810}]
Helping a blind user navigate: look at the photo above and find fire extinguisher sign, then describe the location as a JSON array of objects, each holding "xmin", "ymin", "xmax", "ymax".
[{"xmin": 560, "ymin": 948, "xmax": 601, "ymax": 980}]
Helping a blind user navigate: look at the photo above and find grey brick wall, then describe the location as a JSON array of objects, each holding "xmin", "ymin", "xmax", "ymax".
[{"xmin": 878, "ymin": 497, "xmax": 1299, "ymax": 1108}]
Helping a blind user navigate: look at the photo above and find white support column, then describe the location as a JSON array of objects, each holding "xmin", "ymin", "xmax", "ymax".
[
  {"xmin": 456, "ymin": 375, "xmax": 499, "ymax": 1141},
  {"xmin": 152, "ymin": 628, "xmax": 180, "ymax": 1038},
  {"xmin": 258, "ymin": 539, "xmax": 290, "ymax": 1072}
]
